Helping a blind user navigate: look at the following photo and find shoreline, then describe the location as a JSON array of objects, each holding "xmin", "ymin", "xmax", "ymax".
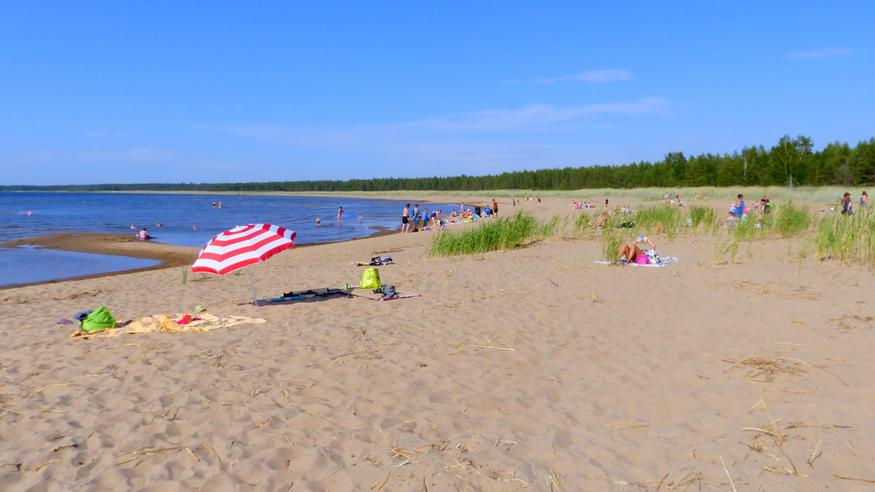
[
  {"xmin": 0, "ymin": 225, "xmax": 400, "ymax": 291},
  {"xmin": 1, "ymin": 233, "xmax": 199, "ymax": 290}
]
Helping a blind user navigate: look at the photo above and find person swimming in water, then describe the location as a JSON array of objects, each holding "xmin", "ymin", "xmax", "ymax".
[{"xmin": 315, "ymin": 215, "xmax": 321, "ymax": 226}]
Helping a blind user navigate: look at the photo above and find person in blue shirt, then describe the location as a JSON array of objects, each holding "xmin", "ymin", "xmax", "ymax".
[{"xmin": 732, "ymin": 194, "xmax": 746, "ymax": 217}]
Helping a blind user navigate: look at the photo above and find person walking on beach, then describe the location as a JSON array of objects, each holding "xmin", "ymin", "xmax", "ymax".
[
  {"xmin": 401, "ymin": 203, "xmax": 411, "ymax": 233},
  {"xmin": 492, "ymin": 198, "xmax": 499, "ymax": 217},
  {"xmin": 337, "ymin": 206, "xmax": 343, "ymax": 222}
]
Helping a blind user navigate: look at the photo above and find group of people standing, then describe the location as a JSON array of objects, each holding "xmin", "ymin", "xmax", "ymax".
[{"xmin": 400, "ymin": 199, "xmax": 500, "ymax": 233}]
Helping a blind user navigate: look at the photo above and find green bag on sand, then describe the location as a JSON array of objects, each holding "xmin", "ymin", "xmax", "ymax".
[
  {"xmin": 360, "ymin": 267, "xmax": 381, "ymax": 289},
  {"xmin": 80, "ymin": 306, "xmax": 117, "ymax": 333}
]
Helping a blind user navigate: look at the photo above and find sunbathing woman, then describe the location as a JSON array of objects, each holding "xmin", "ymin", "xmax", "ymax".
[
  {"xmin": 593, "ymin": 210, "xmax": 610, "ymax": 228},
  {"xmin": 618, "ymin": 235, "xmax": 655, "ymax": 264}
]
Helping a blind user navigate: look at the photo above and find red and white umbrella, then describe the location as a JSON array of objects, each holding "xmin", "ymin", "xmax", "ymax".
[{"xmin": 192, "ymin": 224, "xmax": 296, "ymax": 275}]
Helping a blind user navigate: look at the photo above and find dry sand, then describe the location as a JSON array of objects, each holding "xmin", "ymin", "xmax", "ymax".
[{"xmin": 1, "ymin": 196, "xmax": 874, "ymax": 490}]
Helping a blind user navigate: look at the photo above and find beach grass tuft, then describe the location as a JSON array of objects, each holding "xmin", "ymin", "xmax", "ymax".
[
  {"xmin": 773, "ymin": 202, "xmax": 812, "ymax": 238},
  {"xmin": 689, "ymin": 205, "xmax": 716, "ymax": 229},
  {"xmin": 600, "ymin": 230, "xmax": 627, "ymax": 264},
  {"xmin": 573, "ymin": 212, "xmax": 593, "ymax": 235},
  {"xmin": 815, "ymin": 212, "xmax": 875, "ymax": 266},
  {"xmin": 429, "ymin": 211, "xmax": 553, "ymax": 256},
  {"xmin": 632, "ymin": 205, "xmax": 684, "ymax": 239}
]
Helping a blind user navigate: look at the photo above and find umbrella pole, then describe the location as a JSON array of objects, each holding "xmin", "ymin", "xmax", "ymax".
[{"xmin": 247, "ymin": 269, "xmax": 258, "ymax": 306}]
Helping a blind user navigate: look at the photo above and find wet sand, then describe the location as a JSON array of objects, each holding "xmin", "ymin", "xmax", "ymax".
[
  {"xmin": 1, "ymin": 234, "xmax": 200, "ymax": 289},
  {"xmin": 1, "ymin": 197, "xmax": 874, "ymax": 490}
]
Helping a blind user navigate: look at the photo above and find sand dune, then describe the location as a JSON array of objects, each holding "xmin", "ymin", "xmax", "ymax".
[{"xmin": 1, "ymin": 197, "xmax": 874, "ymax": 490}]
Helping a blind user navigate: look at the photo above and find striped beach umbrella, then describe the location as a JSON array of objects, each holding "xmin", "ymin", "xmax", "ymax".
[{"xmin": 192, "ymin": 224, "xmax": 297, "ymax": 275}]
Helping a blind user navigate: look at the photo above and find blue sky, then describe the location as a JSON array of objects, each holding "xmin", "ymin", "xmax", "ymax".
[{"xmin": 1, "ymin": 1, "xmax": 873, "ymax": 185}]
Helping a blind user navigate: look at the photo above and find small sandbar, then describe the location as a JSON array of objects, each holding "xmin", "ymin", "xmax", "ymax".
[{"xmin": 1, "ymin": 232, "xmax": 199, "ymax": 288}]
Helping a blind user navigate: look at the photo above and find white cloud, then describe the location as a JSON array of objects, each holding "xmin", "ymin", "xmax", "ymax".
[
  {"xmin": 203, "ymin": 97, "xmax": 668, "ymax": 141},
  {"xmin": 401, "ymin": 97, "xmax": 667, "ymax": 132},
  {"xmin": 198, "ymin": 97, "xmax": 668, "ymax": 172},
  {"xmin": 788, "ymin": 47, "xmax": 854, "ymax": 59},
  {"xmin": 537, "ymin": 69, "xmax": 634, "ymax": 84}
]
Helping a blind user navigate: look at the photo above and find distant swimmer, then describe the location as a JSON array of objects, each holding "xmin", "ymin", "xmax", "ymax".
[
  {"xmin": 337, "ymin": 206, "xmax": 343, "ymax": 221},
  {"xmin": 25, "ymin": 210, "xmax": 32, "ymax": 216},
  {"xmin": 154, "ymin": 223, "xmax": 162, "ymax": 228},
  {"xmin": 315, "ymin": 215, "xmax": 321, "ymax": 226},
  {"xmin": 192, "ymin": 224, "xmax": 198, "ymax": 231},
  {"xmin": 130, "ymin": 223, "xmax": 136, "ymax": 229}
]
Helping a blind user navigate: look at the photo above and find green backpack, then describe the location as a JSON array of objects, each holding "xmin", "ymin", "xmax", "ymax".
[
  {"xmin": 80, "ymin": 306, "xmax": 117, "ymax": 333},
  {"xmin": 360, "ymin": 267, "xmax": 381, "ymax": 289}
]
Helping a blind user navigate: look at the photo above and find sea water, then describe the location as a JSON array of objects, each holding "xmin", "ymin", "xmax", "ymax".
[{"xmin": 0, "ymin": 192, "xmax": 456, "ymax": 287}]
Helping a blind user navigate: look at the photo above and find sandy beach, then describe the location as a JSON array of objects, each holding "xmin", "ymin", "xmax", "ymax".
[{"xmin": 2, "ymin": 196, "xmax": 874, "ymax": 490}]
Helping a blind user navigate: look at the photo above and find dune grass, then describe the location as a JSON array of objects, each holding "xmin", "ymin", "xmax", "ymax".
[
  {"xmin": 431, "ymin": 197, "xmax": 874, "ymax": 269},
  {"xmin": 600, "ymin": 230, "xmax": 628, "ymax": 264},
  {"xmin": 631, "ymin": 205, "xmax": 685, "ymax": 239},
  {"xmin": 689, "ymin": 205, "xmax": 717, "ymax": 229},
  {"xmin": 773, "ymin": 202, "xmax": 813, "ymax": 238},
  {"xmin": 429, "ymin": 211, "xmax": 555, "ymax": 256},
  {"xmin": 816, "ymin": 212, "xmax": 875, "ymax": 265}
]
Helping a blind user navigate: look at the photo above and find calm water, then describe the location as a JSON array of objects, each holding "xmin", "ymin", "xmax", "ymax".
[{"xmin": 0, "ymin": 192, "xmax": 453, "ymax": 287}]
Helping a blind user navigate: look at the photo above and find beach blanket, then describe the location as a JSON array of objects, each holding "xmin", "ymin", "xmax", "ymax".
[
  {"xmin": 594, "ymin": 257, "xmax": 679, "ymax": 268},
  {"xmin": 256, "ymin": 288, "xmax": 351, "ymax": 305},
  {"xmin": 70, "ymin": 312, "xmax": 266, "ymax": 339}
]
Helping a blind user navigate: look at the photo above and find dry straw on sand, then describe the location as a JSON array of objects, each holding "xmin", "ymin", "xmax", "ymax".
[{"xmin": 721, "ymin": 355, "xmax": 808, "ymax": 382}]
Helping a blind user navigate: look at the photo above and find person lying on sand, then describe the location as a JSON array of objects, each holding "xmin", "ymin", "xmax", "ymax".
[{"xmin": 619, "ymin": 235, "xmax": 655, "ymax": 265}]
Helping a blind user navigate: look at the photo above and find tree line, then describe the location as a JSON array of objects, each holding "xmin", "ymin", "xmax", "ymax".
[{"xmin": 3, "ymin": 135, "xmax": 873, "ymax": 192}]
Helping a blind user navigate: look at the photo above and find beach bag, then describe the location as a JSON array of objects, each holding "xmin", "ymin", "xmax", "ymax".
[
  {"xmin": 80, "ymin": 306, "xmax": 116, "ymax": 333},
  {"xmin": 360, "ymin": 267, "xmax": 381, "ymax": 289},
  {"xmin": 375, "ymin": 284, "xmax": 398, "ymax": 300},
  {"xmin": 646, "ymin": 249, "xmax": 662, "ymax": 265}
]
